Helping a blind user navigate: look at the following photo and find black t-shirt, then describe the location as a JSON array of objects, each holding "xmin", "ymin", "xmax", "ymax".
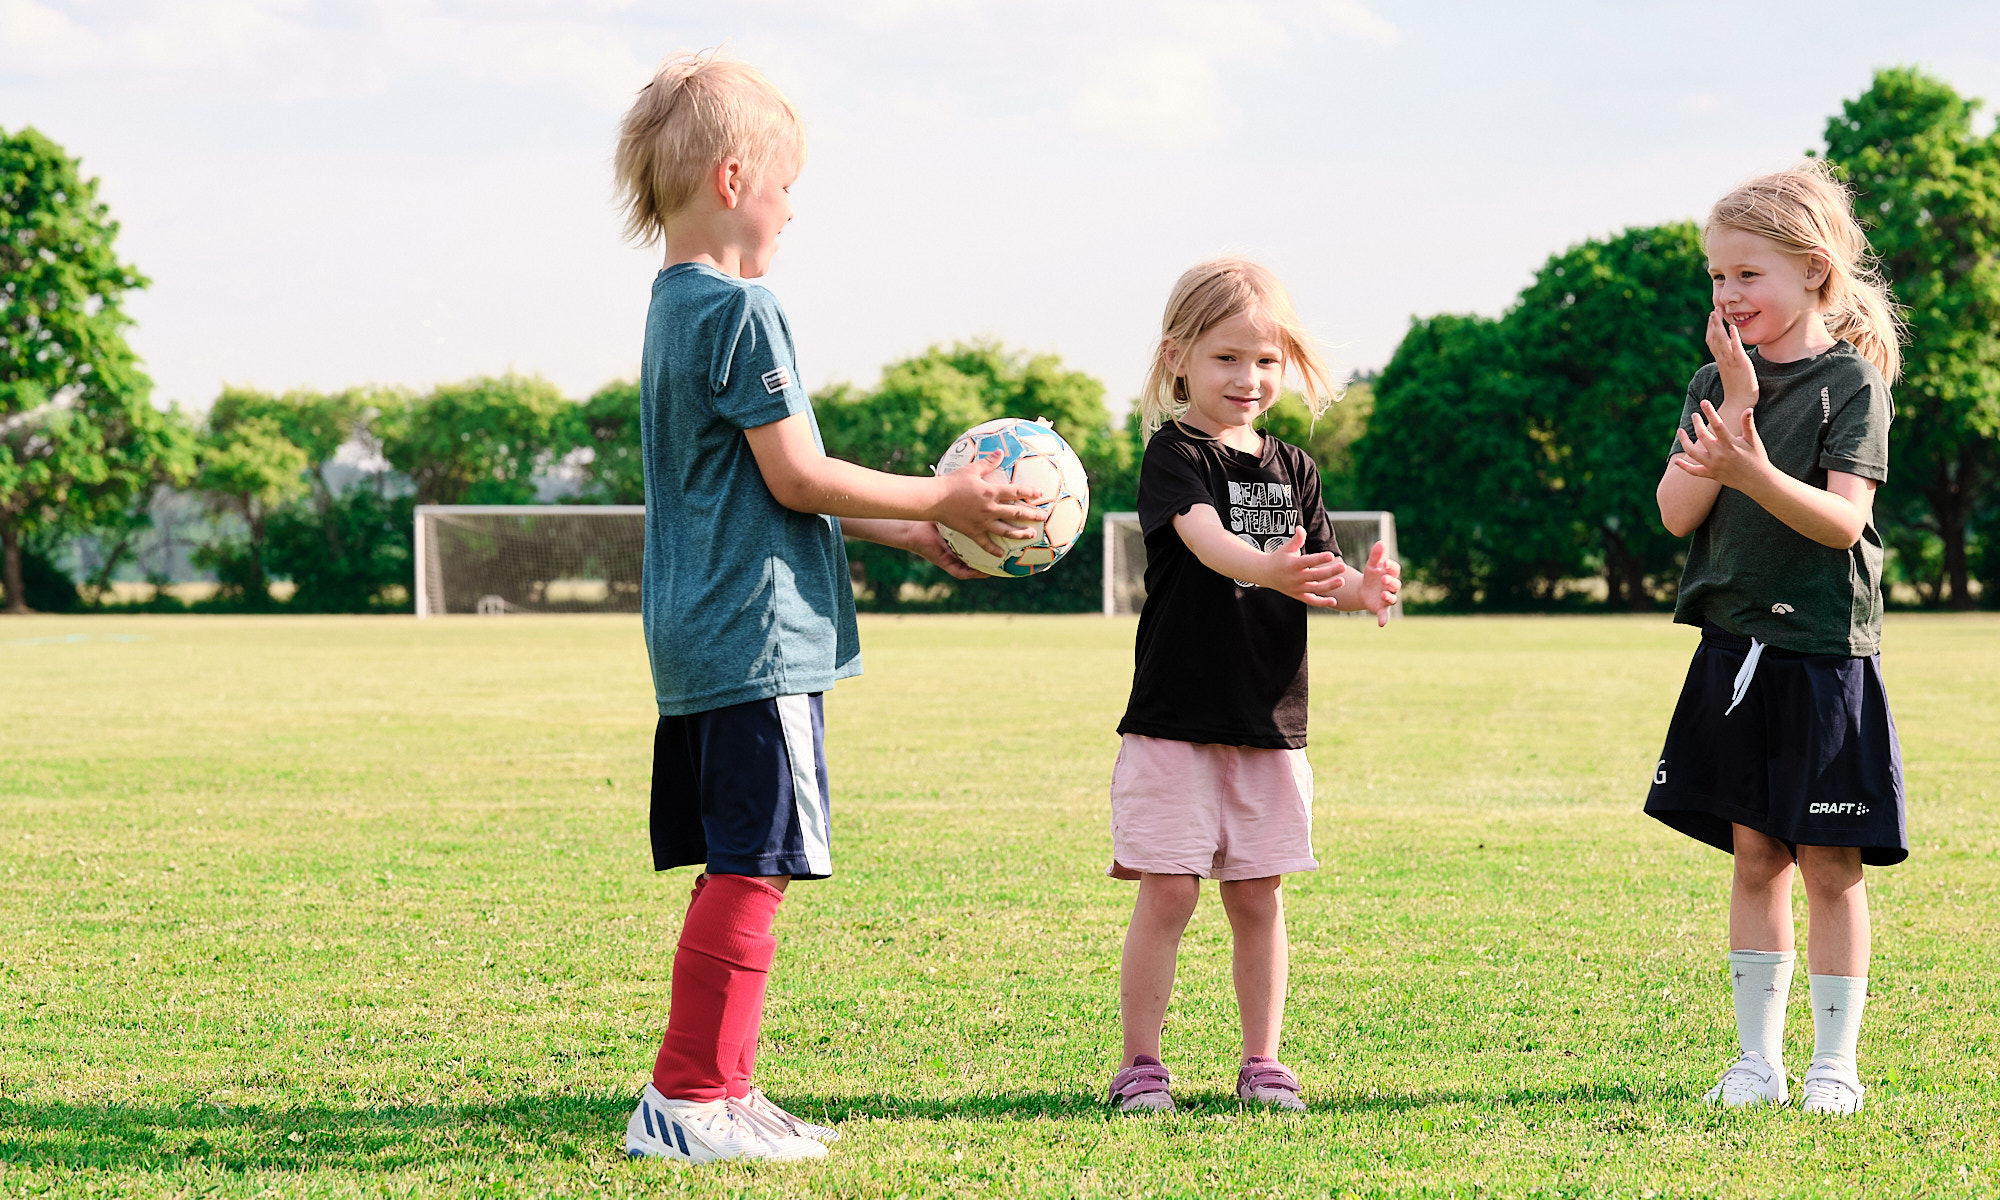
[{"xmin": 1116, "ymin": 422, "xmax": 1338, "ymax": 749}]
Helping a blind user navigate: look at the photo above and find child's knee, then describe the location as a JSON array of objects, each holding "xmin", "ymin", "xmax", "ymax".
[
  {"xmin": 1797, "ymin": 845, "xmax": 1864, "ymax": 896},
  {"xmin": 1732, "ymin": 829, "xmax": 1794, "ymax": 882},
  {"xmin": 1138, "ymin": 872, "xmax": 1200, "ymax": 918},
  {"xmin": 1218, "ymin": 875, "xmax": 1281, "ymax": 917}
]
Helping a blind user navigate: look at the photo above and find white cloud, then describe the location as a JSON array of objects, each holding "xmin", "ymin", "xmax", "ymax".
[
  {"xmin": 1072, "ymin": 39, "xmax": 1224, "ymax": 148},
  {"xmin": 815, "ymin": 0, "xmax": 979, "ymax": 29},
  {"xmin": 378, "ymin": 7, "xmax": 650, "ymax": 112},
  {"xmin": 1064, "ymin": 0, "xmax": 1400, "ymax": 147},
  {"xmin": 0, "ymin": 0, "xmax": 650, "ymax": 109},
  {"xmin": 0, "ymin": 0, "xmax": 107, "ymax": 71},
  {"xmin": 1298, "ymin": 0, "xmax": 1399, "ymax": 45}
]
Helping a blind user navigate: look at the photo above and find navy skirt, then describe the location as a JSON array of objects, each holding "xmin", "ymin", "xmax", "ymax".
[{"xmin": 1645, "ymin": 624, "xmax": 1908, "ymax": 866}]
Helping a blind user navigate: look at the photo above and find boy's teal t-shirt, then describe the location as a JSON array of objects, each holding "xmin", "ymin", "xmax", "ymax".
[{"xmin": 639, "ymin": 263, "xmax": 860, "ymax": 715}]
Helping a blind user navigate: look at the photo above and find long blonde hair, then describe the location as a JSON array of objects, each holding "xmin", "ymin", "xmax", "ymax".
[
  {"xmin": 1705, "ymin": 161, "xmax": 1904, "ymax": 381},
  {"xmin": 1136, "ymin": 257, "xmax": 1342, "ymax": 435},
  {"xmin": 613, "ymin": 49, "xmax": 806, "ymax": 245}
]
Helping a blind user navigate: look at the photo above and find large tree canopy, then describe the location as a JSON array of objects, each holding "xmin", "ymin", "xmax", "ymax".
[
  {"xmin": 1822, "ymin": 66, "xmax": 2000, "ymax": 608},
  {"xmin": 1509, "ymin": 222, "xmax": 1712, "ymax": 608},
  {"xmin": 377, "ymin": 373, "xmax": 568, "ymax": 506},
  {"xmin": 0, "ymin": 126, "xmax": 187, "ymax": 613},
  {"xmin": 1355, "ymin": 313, "xmax": 1590, "ymax": 605}
]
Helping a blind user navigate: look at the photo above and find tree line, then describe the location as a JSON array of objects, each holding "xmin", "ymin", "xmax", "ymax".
[
  {"xmin": 5, "ymin": 65, "xmax": 1996, "ymax": 614},
  {"xmin": 1358, "ymin": 67, "xmax": 2000, "ymax": 610}
]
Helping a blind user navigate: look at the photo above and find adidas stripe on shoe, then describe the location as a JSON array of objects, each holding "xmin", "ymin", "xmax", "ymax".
[{"xmin": 625, "ymin": 1084, "xmax": 827, "ymax": 1163}]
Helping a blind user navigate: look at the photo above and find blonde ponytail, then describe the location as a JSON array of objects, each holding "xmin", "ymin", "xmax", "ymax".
[{"xmin": 1706, "ymin": 160, "xmax": 1904, "ymax": 381}]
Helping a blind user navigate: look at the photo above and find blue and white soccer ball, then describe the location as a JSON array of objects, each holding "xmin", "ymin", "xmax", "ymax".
[{"xmin": 934, "ymin": 417, "xmax": 1091, "ymax": 578}]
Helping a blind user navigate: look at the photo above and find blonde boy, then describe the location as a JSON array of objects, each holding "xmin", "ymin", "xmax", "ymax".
[{"xmin": 611, "ymin": 51, "xmax": 1040, "ymax": 1164}]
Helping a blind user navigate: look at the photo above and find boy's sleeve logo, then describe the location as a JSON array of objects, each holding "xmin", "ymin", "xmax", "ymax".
[{"xmin": 761, "ymin": 367, "xmax": 792, "ymax": 395}]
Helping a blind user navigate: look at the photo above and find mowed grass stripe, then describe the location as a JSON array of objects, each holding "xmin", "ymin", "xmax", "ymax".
[{"xmin": 1, "ymin": 613, "xmax": 1995, "ymax": 1197}]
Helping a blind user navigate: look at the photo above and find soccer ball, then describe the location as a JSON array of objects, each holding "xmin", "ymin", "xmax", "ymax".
[{"xmin": 934, "ymin": 417, "xmax": 1091, "ymax": 578}]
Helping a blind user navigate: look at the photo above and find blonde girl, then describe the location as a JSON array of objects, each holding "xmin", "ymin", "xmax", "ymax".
[
  {"xmin": 1648, "ymin": 162, "xmax": 1906, "ymax": 1115},
  {"xmin": 1104, "ymin": 258, "xmax": 1399, "ymax": 1113}
]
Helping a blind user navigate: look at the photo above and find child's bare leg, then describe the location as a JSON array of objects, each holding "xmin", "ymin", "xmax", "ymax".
[
  {"xmin": 1729, "ymin": 824, "xmax": 1795, "ymax": 950},
  {"xmin": 1797, "ymin": 846, "xmax": 1869, "ymax": 975},
  {"xmin": 1796, "ymin": 845, "xmax": 1870, "ymax": 1102},
  {"xmin": 1219, "ymin": 875, "xmax": 1286, "ymax": 1061},
  {"xmin": 1120, "ymin": 873, "xmax": 1199, "ymax": 1066}
]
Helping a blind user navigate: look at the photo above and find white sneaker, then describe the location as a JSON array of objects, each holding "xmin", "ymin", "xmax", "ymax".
[
  {"xmin": 1801, "ymin": 1057, "xmax": 1866, "ymax": 1115},
  {"xmin": 732, "ymin": 1087, "xmax": 840, "ymax": 1143},
  {"xmin": 1700, "ymin": 1050, "xmax": 1788, "ymax": 1108},
  {"xmin": 625, "ymin": 1084, "xmax": 826, "ymax": 1163}
]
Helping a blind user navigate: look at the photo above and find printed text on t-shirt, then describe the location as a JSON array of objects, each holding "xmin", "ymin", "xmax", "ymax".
[{"xmin": 1228, "ymin": 481, "xmax": 1298, "ymax": 536}]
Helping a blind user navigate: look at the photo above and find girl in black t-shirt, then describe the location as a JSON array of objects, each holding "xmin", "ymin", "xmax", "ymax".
[
  {"xmin": 1104, "ymin": 258, "xmax": 1400, "ymax": 1115},
  {"xmin": 1650, "ymin": 162, "xmax": 1907, "ymax": 1117}
]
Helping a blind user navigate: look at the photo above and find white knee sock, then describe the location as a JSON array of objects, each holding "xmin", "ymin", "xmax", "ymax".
[
  {"xmin": 1728, "ymin": 949, "xmax": 1794, "ymax": 1067},
  {"xmin": 1809, "ymin": 974, "xmax": 1868, "ymax": 1069}
]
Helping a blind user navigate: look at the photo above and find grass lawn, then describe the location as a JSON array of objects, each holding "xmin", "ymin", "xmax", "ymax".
[{"xmin": 2, "ymin": 612, "xmax": 1996, "ymax": 1198}]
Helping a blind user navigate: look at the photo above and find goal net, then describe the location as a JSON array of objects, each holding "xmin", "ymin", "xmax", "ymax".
[
  {"xmin": 1101, "ymin": 509, "xmax": 1399, "ymax": 618},
  {"xmin": 414, "ymin": 505, "xmax": 645, "ymax": 617}
]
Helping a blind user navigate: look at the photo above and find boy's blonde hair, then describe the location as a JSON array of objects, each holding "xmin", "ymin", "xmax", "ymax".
[
  {"xmin": 1137, "ymin": 257, "xmax": 1341, "ymax": 435},
  {"xmin": 614, "ymin": 50, "xmax": 805, "ymax": 245},
  {"xmin": 1706, "ymin": 160, "xmax": 1904, "ymax": 381}
]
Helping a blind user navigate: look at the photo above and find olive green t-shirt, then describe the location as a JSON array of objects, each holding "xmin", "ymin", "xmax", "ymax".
[{"xmin": 1669, "ymin": 340, "xmax": 1893, "ymax": 657}]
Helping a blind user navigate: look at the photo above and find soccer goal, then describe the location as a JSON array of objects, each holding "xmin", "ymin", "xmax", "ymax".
[
  {"xmin": 413, "ymin": 505, "xmax": 645, "ymax": 618},
  {"xmin": 1101, "ymin": 510, "xmax": 1400, "ymax": 617}
]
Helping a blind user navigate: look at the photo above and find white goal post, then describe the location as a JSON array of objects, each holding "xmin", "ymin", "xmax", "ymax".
[
  {"xmin": 413, "ymin": 504, "xmax": 646, "ymax": 618},
  {"xmin": 1101, "ymin": 510, "xmax": 1399, "ymax": 618}
]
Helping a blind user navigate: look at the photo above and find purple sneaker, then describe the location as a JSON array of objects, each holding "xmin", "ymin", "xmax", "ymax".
[
  {"xmin": 1108, "ymin": 1055, "xmax": 1175, "ymax": 1113},
  {"xmin": 1236, "ymin": 1056, "xmax": 1304, "ymax": 1111}
]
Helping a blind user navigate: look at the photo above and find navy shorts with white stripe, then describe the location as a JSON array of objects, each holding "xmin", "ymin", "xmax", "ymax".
[{"xmin": 650, "ymin": 693, "xmax": 833, "ymax": 879}]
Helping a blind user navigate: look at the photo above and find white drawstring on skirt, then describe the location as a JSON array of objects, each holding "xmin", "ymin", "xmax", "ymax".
[{"xmin": 1725, "ymin": 639, "xmax": 1765, "ymax": 716}]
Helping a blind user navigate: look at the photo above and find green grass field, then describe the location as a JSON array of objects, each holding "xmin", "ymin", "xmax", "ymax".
[{"xmin": 3, "ymin": 613, "xmax": 1997, "ymax": 1198}]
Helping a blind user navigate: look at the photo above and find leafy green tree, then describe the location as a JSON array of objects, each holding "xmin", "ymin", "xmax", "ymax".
[
  {"xmin": 378, "ymin": 373, "xmax": 568, "ymax": 505},
  {"xmin": 265, "ymin": 489, "xmax": 414, "ymax": 612},
  {"xmin": 0, "ymin": 126, "xmax": 188, "ymax": 613},
  {"xmin": 1354, "ymin": 314, "xmax": 1590, "ymax": 606},
  {"xmin": 1822, "ymin": 67, "xmax": 2000, "ymax": 608},
  {"xmin": 193, "ymin": 408, "xmax": 310, "ymax": 604},
  {"xmin": 567, "ymin": 379, "xmax": 645, "ymax": 504},
  {"xmin": 1508, "ymin": 223, "xmax": 1712, "ymax": 608}
]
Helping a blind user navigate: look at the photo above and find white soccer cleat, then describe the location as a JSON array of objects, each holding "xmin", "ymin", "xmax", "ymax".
[
  {"xmin": 625, "ymin": 1084, "xmax": 827, "ymax": 1163},
  {"xmin": 731, "ymin": 1087, "xmax": 841, "ymax": 1143},
  {"xmin": 1701, "ymin": 1050, "xmax": 1788, "ymax": 1108},
  {"xmin": 1801, "ymin": 1058, "xmax": 1866, "ymax": 1115}
]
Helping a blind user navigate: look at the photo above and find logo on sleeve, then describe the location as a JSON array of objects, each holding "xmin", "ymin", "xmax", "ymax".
[
  {"xmin": 761, "ymin": 367, "xmax": 792, "ymax": 395},
  {"xmin": 1771, "ymin": 603, "xmax": 1795, "ymax": 614}
]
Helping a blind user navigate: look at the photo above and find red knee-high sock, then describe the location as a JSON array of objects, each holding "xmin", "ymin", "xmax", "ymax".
[{"xmin": 651, "ymin": 874, "xmax": 782, "ymax": 1101}]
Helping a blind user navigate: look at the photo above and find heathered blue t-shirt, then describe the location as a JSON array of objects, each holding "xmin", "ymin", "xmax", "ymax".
[{"xmin": 639, "ymin": 263, "xmax": 860, "ymax": 716}]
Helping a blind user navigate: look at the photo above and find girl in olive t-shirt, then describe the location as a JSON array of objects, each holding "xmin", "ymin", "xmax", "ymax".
[{"xmin": 1647, "ymin": 163, "xmax": 1907, "ymax": 1118}]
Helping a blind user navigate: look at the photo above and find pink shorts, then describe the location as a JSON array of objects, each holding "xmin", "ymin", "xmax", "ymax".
[{"xmin": 1107, "ymin": 734, "xmax": 1319, "ymax": 881}]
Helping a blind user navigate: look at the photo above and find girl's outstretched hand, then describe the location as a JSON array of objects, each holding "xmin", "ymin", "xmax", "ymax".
[
  {"xmin": 936, "ymin": 449, "xmax": 1047, "ymax": 558},
  {"xmin": 1264, "ymin": 525, "xmax": 1344, "ymax": 608},
  {"xmin": 1672, "ymin": 398, "xmax": 1773, "ymax": 491},
  {"xmin": 1704, "ymin": 309, "xmax": 1760, "ymax": 409},
  {"xmin": 1351, "ymin": 540, "xmax": 1401, "ymax": 627}
]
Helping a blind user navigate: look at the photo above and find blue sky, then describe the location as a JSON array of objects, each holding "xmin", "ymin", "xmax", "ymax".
[{"xmin": 5, "ymin": 0, "xmax": 1999, "ymax": 413}]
